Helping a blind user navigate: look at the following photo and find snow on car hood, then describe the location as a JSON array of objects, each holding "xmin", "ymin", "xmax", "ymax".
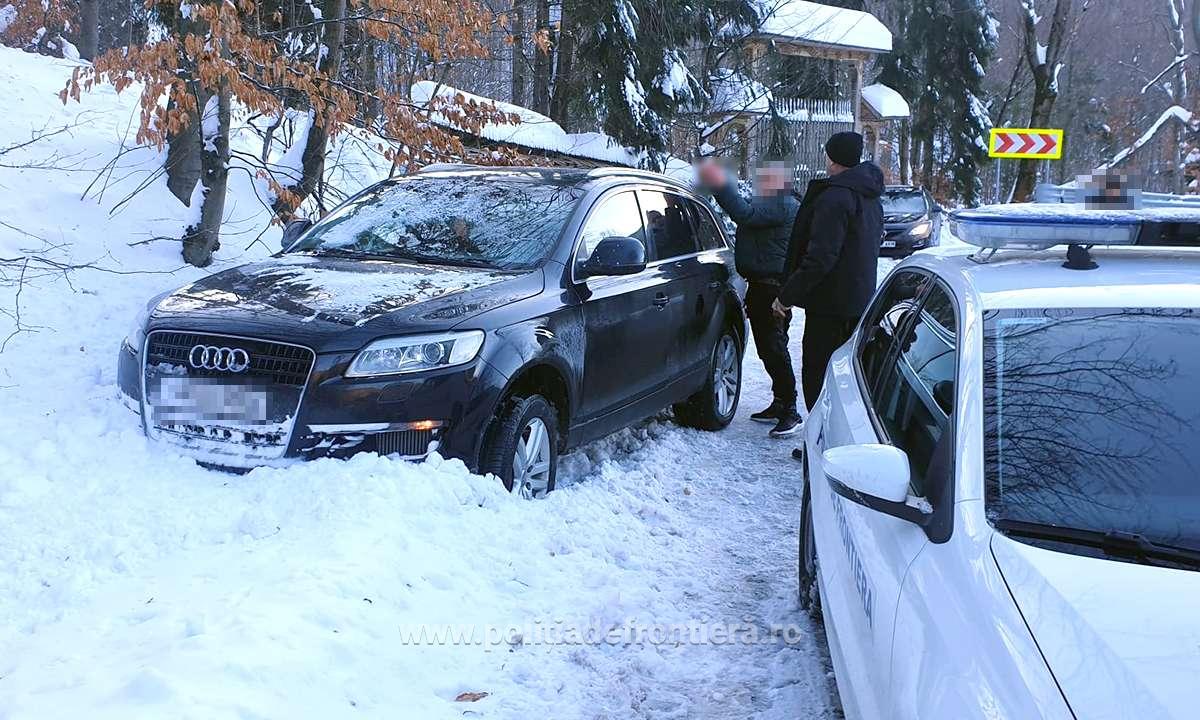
[
  {"xmin": 156, "ymin": 254, "xmax": 527, "ymax": 329},
  {"xmin": 991, "ymin": 533, "xmax": 1200, "ymax": 719}
]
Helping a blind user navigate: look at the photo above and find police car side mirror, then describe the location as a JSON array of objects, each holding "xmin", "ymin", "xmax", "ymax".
[{"xmin": 823, "ymin": 444, "xmax": 932, "ymax": 526}]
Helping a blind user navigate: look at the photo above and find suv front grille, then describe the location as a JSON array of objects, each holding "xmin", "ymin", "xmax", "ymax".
[{"xmin": 146, "ymin": 331, "xmax": 313, "ymax": 386}]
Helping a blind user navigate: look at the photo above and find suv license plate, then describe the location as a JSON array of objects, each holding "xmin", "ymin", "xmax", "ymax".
[{"xmin": 881, "ymin": 240, "xmax": 897, "ymax": 248}]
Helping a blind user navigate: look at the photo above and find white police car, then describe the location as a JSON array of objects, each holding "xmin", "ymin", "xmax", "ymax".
[{"xmin": 799, "ymin": 205, "xmax": 1200, "ymax": 719}]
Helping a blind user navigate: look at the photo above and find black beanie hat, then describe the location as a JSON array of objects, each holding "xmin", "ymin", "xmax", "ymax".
[{"xmin": 825, "ymin": 131, "xmax": 864, "ymax": 168}]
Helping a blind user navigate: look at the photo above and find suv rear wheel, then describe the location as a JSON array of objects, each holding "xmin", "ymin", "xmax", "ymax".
[
  {"xmin": 481, "ymin": 394, "xmax": 558, "ymax": 499},
  {"xmin": 674, "ymin": 330, "xmax": 741, "ymax": 430}
]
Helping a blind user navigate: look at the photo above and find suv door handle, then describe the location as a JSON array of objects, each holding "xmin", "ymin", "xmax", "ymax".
[
  {"xmin": 652, "ymin": 293, "xmax": 670, "ymax": 309},
  {"xmin": 707, "ymin": 281, "xmax": 722, "ymax": 289}
]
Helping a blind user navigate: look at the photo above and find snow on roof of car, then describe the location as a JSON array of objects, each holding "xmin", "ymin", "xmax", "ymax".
[
  {"xmin": 908, "ymin": 245, "xmax": 1200, "ymax": 310},
  {"xmin": 757, "ymin": 0, "xmax": 892, "ymax": 52},
  {"xmin": 862, "ymin": 83, "xmax": 911, "ymax": 119}
]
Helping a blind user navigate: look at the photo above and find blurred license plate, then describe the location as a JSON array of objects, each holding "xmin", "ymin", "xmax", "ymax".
[
  {"xmin": 154, "ymin": 377, "xmax": 269, "ymax": 425},
  {"xmin": 881, "ymin": 240, "xmax": 897, "ymax": 248}
]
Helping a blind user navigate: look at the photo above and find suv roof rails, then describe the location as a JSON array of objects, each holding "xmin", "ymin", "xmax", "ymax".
[
  {"xmin": 417, "ymin": 162, "xmax": 487, "ymax": 173},
  {"xmin": 586, "ymin": 166, "xmax": 690, "ymax": 187}
]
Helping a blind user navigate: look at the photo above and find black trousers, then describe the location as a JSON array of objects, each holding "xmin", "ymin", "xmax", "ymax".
[
  {"xmin": 801, "ymin": 314, "xmax": 858, "ymax": 412},
  {"xmin": 745, "ymin": 282, "xmax": 797, "ymax": 410}
]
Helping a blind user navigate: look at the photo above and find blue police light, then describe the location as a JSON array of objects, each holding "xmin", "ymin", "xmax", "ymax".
[{"xmin": 950, "ymin": 204, "xmax": 1200, "ymax": 252}]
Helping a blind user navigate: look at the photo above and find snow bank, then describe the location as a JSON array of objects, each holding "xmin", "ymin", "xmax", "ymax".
[
  {"xmin": 861, "ymin": 83, "xmax": 910, "ymax": 119},
  {"xmin": 758, "ymin": 0, "xmax": 892, "ymax": 52}
]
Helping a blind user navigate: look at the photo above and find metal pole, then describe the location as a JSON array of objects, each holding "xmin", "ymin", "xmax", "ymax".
[{"xmin": 995, "ymin": 158, "xmax": 1002, "ymax": 203}]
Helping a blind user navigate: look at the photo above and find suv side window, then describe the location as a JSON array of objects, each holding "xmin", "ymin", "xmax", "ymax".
[
  {"xmin": 686, "ymin": 200, "xmax": 727, "ymax": 251},
  {"xmin": 576, "ymin": 191, "xmax": 645, "ymax": 269},
  {"xmin": 857, "ymin": 270, "xmax": 928, "ymax": 394},
  {"xmin": 639, "ymin": 190, "xmax": 700, "ymax": 261},
  {"xmin": 871, "ymin": 283, "xmax": 957, "ymax": 497}
]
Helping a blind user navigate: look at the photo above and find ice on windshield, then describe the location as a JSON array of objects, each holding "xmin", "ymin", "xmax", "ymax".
[
  {"xmin": 293, "ymin": 174, "xmax": 586, "ymax": 270},
  {"xmin": 984, "ymin": 308, "xmax": 1200, "ymax": 552}
]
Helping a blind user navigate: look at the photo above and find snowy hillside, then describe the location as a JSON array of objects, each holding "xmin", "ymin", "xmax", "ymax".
[{"xmin": 0, "ymin": 47, "xmax": 839, "ymax": 720}]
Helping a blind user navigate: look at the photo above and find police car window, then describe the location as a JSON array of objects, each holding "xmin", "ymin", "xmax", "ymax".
[
  {"xmin": 639, "ymin": 190, "xmax": 700, "ymax": 261},
  {"xmin": 858, "ymin": 270, "xmax": 928, "ymax": 394},
  {"xmin": 577, "ymin": 191, "xmax": 645, "ymax": 268},
  {"xmin": 686, "ymin": 200, "xmax": 727, "ymax": 251},
  {"xmin": 872, "ymin": 284, "xmax": 957, "ymax": 498},
  {"xmin": 984, "ymin": 308, "xmax": 1200, "ymax": 558}
]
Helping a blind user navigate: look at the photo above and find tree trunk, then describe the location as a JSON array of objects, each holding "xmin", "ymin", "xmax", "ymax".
[
  {"xmin": 511, "ymin": 0, "xmax": 526, "ymax": 106},
  {"xmin": 898, "ymin": 120, "xmax": 910, "ymax": 185},
  {"xmin": 272, "ymin": 0, "xmax": 347, "ymax": 218},
  {"xmin": 1011, "ymin": 80, "xmax": 1056, "ymax": 202},
  {"xmin": 78, "ymin": 0, "xmax": 99, "ymax": 60},
  {"xmin": 532, "ymin": 0, "xmax": 551, "ymax": 115},
  {"xmin": 1012, "ymin": 0, "xmax": 1072, "ymax": 202},
  {"xmin": 548, "ymin": 3, "xmax": 575, "ymax": 128},
  {"xmin": 182, "ymin": 83, "xmax": 231, "ymax": 267},
  {"xmin": 165, "ymin": 92, "xmax": 203, "ymax": 204}
]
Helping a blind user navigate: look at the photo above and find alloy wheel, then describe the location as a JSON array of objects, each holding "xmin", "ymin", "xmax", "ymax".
[
  {"xmin": 512, "ymin": 417, "xmax": 552, "ymax": 499},
  {"xmin": 713, "ymin": 334, "xmax": 740, "ymax": 417}
]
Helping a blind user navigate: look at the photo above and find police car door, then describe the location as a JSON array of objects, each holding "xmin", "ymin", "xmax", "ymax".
[{"xmin": 810, "ymin": 269, "xmax": 947, "ymax": 718}]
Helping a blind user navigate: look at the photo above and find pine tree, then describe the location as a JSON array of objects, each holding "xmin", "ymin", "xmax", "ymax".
[
  {"xmin": 554, "ymin": 0, "xmax": 757, "ymax": 169},
  {"xmin": 879, "ymin": 0, "xmax": 995, "ymax": 204}
]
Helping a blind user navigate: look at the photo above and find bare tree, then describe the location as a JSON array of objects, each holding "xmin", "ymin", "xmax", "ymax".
[{"xmin": 1011, "ymin": 0, "xmax": 1076, "ymax": 202}]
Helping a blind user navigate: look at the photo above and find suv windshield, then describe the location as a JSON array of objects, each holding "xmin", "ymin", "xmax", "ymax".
[
  {"xmin": 882, "ymin": 190, "xmax": 928, "ymax": 216},
  {"xmin": 984, "ymin": 308, "xmax": 1200, "ymax": 555},
  {"xmin": 290, "ymin": 173, "xmax": 585, "ymax": 270}
]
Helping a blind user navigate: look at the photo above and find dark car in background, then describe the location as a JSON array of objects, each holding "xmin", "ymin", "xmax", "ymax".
[
  {"xmin": 118, "ymin": 165, "xmax": 746, "ymax": 497},
  {"xmin": 880, "ymin": 185, "xmax": 943, "ymax": 257}
]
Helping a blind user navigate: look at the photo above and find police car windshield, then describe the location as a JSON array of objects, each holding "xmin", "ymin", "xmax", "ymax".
[
  {"xmin": 290, "ymin": 174, "xmax": 585, "ymax": 270},
  {"xmin": 984, "ymin": 308, "xmax": 1200, "ymax": 557}
]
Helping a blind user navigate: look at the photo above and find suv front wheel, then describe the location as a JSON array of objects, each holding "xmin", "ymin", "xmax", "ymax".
[
  {"xmin": 482, "ymin": 395, "xmax": 559, "ymax": 499},
  {"xmin": 674, "ymin": 331, "xmax": 741, "ymax": 431}
]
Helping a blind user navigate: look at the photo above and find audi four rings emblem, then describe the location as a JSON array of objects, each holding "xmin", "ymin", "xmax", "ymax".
[{"xmin": 189, "ymin": 345, "xmax": 251, "ymax": 372}]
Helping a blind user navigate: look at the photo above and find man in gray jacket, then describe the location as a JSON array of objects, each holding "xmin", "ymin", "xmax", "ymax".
[{"xmin": 699, "ymin": 159, "xmax": 802, "ymax": 437}]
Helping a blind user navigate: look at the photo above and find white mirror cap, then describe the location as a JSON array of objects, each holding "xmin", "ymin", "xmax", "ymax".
[{"xmin": 823, "ymin": 444, "xmax": 911, "ymax": 503}]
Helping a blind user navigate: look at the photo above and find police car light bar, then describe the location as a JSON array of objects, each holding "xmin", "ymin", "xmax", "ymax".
[{"xmin": 950, "ymin": 204, "xmax": 1200, "ymax": 252}]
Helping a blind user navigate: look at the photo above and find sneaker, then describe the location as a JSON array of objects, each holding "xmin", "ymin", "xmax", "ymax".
[
  {"xmin": 750, "ymin": 402, "xmax": 785, "ymax": 424},
  {"xmin": 769, "ymin": 413, "xmax": 803, "ymax": 438}
]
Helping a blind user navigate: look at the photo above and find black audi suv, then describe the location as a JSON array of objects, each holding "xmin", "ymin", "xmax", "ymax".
[
  {"xmin": 118, "ymin": 165, "xmax": 747, "ymax": 496},
  {"xmin": 880, "ymin": 185, "xmax": 943, "ymax": 257}
]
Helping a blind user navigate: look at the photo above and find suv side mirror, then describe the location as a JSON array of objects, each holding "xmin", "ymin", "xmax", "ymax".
[
  {"xmin": 931, "ymin": 203, "xmax": 944, "ymax": 214},
  {"xmin": 823, "ymin": 444, "xmax": 931, "ymax": 526},
  {"xmin": 581, "ymin": 236, "xmax": 646, "ymax": 278},
  {"xmin": 280, "ymin": 218, "xmax": 313, "ymax": 250}
]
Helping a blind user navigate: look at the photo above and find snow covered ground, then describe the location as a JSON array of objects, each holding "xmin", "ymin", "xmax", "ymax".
[{"xmin": 0, "ymin": 44, "xmax": 948, "ymax": 720}]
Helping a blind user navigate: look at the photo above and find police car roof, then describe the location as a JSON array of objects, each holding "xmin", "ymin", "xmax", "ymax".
[{"xmin": 903, "ymin": 244, "xmax": 1200, "ymax": 310}]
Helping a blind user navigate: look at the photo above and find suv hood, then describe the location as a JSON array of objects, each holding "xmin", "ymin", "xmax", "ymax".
[
  {"xmin": 991, "ymin": 533, "xmax": 1200, "ymax": 719},
  {"xmin": 150, "ymin": 255, "xmax": 541, "ymax": 351}
]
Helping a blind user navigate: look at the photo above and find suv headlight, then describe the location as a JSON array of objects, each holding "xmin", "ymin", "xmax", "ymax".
[
  {"xmin": 345, "ymin": 330, "xmax": 486, "ymax": 377},
  {"xmin": 124, "ymin": 303, "xmax": 152, "ymax": 352},
  {"xmin": 908, "ymin": 221, "xmax": 933, "ymax": 239}
]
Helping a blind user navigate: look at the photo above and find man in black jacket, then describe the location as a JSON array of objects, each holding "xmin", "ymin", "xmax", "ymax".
[
  {"xmin": 699, "ymin": 159, "xmax": 802, "ymax": 436},
  {"xmin": 777, "ymin": 131, "xmax": 884, "ymax": 414}
]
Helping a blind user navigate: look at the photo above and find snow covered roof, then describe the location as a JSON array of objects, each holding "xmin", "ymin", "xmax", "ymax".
[
  {"xmin": 757, "ymin": 1, "xmax": 892, "ymax": 53},
  {"xmin": 410, "ymin": 80, "xmax": 639, "ymax": 167},
  {"xmin": 861, "ymin": 83, "xmax": 910, "ymax": 119}
]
